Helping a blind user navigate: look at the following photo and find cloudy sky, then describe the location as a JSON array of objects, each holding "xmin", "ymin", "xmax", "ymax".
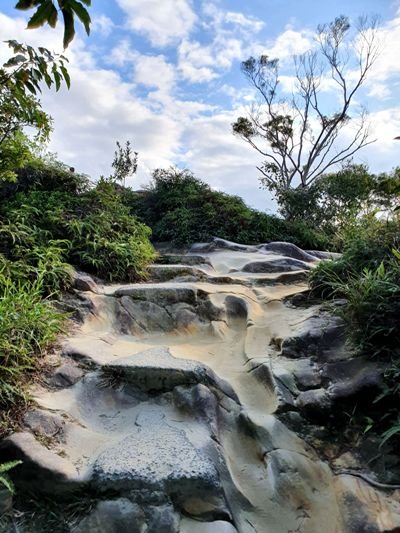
[{"xmin": 1, "ymin": 0, "xmax": 400, "ymax": 211}]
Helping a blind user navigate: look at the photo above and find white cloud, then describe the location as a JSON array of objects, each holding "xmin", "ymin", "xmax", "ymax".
[
  {"xmin": 177, "ymin": 3, "xmax": 258, "ymax": 83},
  {"xmin": 364, "ymin": 12, "xmax": 400, "ymax": 100},
  {"xmin": 255, "ymin": 27, "xmax": 313, "ymax": 61},
  {"xmin": 134, "ymin": 54, "xmax": 175, "ymax": 90},
  {"xmin": 92, "ymin": 15, "xmax": 115, "ymax": 37},
  {"xmin": 178, "ymin": 37, "xmax": 243, "ymax": 82},
  {"xmin": 116, "ymin": 0, "xmax": 197, "ymax": 47}
]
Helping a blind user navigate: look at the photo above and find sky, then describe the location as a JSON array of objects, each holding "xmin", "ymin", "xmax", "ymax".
[{"xmin": 1, "ymin": 0, "xmax": 400, "ymax": 212}]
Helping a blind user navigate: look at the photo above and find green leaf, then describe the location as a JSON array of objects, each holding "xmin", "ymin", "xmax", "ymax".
[
  {"xmin": 0, "ymin": 475, "xmax": 15, "ymax": 495},
  {"xmin": 26, "ymin": 1, "xmax": 54, "ymax": 30},
  {"xmin": 14, "ymin": 0, "xmax": 38, "ymax": 10},
  {"xmin": 380, "ymin": 424, "xmax": 400, "ymax": 447},
  {"xmin": 48, "ymin": 3, "xmax": 58, "ymax": 28},
  {"xmin": 61, "ymin": 8, "xmax": 75, "ymax": 49},
  {"xmin": 0, "ymin": 461, "xmax": 22, "ymax": 474},
  {"xmin": 53, "ymin": 69, "xmax": 61, "ymax": 91},
  {"xmin": 60, "ymin": 64, "xmax": 71, "ymax": 89},
  {"xmin": 69, "ymin": 0, "xmax": 91, "ymax": 35}
]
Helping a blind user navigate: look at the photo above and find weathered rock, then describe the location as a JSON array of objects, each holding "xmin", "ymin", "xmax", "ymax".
[
  {"xmin": 146, "ymin": 504, "xmax": 180, "ymax": 533},
  {"xmin": 180, "ymin": 518, "xmax": 238, "ymax": 532},
  {"xmin": 149, "ymin": 265, "xmax": 207, "ymax": 282},
  {"xmin": 281, "ymin": 312, "xmax": 345, "ymax": 359},
  {"xmin": 23, "ymin": 409, "xmax": 65, "ymax": 437},
  {"xmin": 307, "ymin": 250, "xmax": 342, "ymax": 261},
  {"xmin": 47, "ymin": 361, "xmax": 84, "ymax": 388},
  {"xmin": 324, "ymin": 357, "xmax": 384, "ymax": 403},
  {"xmin": 53, "ymin": 291, "xmax": 94, "ymax": 322},
  {"xmin": 296, "ymin": 388, "xmax": 333, "ymax": 419},
  {"xmin": 241, "ymin": 257, "xmax": 312, "ymax": 273},
  {"xmin": 73, "ymin": 499, "xmax": 146, "ymax": 533},
  {"xmin": 114, "ymin": 286, "xmax": 198, "ymax": 305},
  {"xmin": 91, "ymin": 422, "xmax": 222, "ymax": 501},
  {"xmin": 0, "ymin": 432, "xmax": 82, "ymax": 492},
  {"xmin": 258, "ymin": 242, "xmax": 318, "ymax": 263},
  {"xmin": 103, "ymin": 347, "xmax": 238, "ymax": 402},
  {"xmin": 119, "ymin": 297, "xmax": 175, "ymax": 333},
  {"xmin": 190, "ymin": 238, "xmax": 257, "ymax": 253},
  {"xmin": 335, "ymin": 474, "xmax": 400, "ymax": 532},
  {"xmin": 73, "ymin": 271, "xmax": 99, "ymax": 293}
]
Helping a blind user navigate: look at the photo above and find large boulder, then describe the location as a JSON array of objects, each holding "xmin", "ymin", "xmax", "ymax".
[
  {"xmin": 91, "ymin": 422, "xmax": 222, "ymax": 503},
  {"xmin": 103, "ymin": 347, "xmax": 239, "ymax": 402}
]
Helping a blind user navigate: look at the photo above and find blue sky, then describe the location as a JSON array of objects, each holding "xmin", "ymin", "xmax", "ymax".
[{"xmin": 1, "ymin": 1, "xmax": 400, "ymax": 211}]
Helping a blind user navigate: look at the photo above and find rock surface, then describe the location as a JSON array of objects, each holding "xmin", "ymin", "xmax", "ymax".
[{"xmin": 4, "ymin": 239, "xmax": 399, "ymax": 532}]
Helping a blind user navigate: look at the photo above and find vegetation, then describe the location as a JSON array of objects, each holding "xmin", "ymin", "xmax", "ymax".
[
  {"xmin": 232, "ymin": 16, "xmax": 379, "ymax": 197},
  {"xmin": 0, "ymin": 460, "xmax": 22, "ymax": 495},
  {"xmin": 15, "ymin": 0, "xmax": 92, "ymax": 48},
  {"xmin": 310, "ymin": 210, "xmax": 400, "ymax": 445},
  {"xmin": 0, "ymin": 155, "xmax": 156, "ymax": 421},
  {"xmin": 128, "ymin": 167, "xmax": 330, "ymax": 249}
]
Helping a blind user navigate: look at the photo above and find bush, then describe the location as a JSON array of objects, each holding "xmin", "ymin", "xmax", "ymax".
[
  {"xmin": 0, "ymin": 275, "xmax": 64, "ymax": 410},
  {"xmin": 341, "ymin": 255, "xmax": 400, "ymax": 359},
  {"xmin": 310, "ymin": 215, "xmax": 400, "ymax": 447},
  {"xmin": 129, "ymin": 167, "xmax": 330, "ymax": 250},
  {"xmin": 1, "ymin": 170, "xmax": 156, "ymax": 283}
]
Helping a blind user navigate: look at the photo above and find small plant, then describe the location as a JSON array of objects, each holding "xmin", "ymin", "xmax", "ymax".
[{"xmin": 0, "ymin": 460, "xmax": 22, "ymax": 494}]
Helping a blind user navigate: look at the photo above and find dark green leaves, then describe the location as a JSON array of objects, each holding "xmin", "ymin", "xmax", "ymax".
[
  {"xmin": 2, "ymin": 40, "xmax": 70, "ymax": 94},
  {"xmin": 15, "ymin": 0, "xmax": 92, "ymax": 49}
]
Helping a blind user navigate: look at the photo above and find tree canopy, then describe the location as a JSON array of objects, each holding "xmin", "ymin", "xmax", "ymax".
[{"xmin": 233, "ymin": 16, "xmax": 380, "ymax": 196}]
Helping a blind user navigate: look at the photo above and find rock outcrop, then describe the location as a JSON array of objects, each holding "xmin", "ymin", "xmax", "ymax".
[{"xmin": 3, "ymin": 239, "xmax": 399, "ymax": 533}]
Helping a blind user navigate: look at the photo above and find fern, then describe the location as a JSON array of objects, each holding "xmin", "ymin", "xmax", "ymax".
[{"xmin": 0, "ymin": 461, "xmax": 22, "ymax": 494}]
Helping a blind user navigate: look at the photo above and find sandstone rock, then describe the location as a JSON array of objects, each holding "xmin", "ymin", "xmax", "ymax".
[
  {"xmin": 190, "ymin": 239, "xmax": 257, "ymax": 253},
  {"xmin": 91, "ymin": 422, "xmax": 221, "ymax": 501},
  {"xmin": 296, "ymin": 388, "xmax": 333, "ymax": 419},
  {"xmin": 335, "ymin": 474, "xmax": 400, "ymax": 532},
  {"xmin": 281, "ymin": 312, "xmax": 345, "ymax": 359},
  {"xmin": 146, "ymin": 504, "xmax": 180, "ymax": 533},
  {"xmin": 149, "ymin": 265, "xmax": 207, "ymax": 282},
  {"xmin": 73, "ymin": 499, "xmax": 146, "ymax": 533},
  {"xmin": 324, "ymin": 357, "xmax": 384, "ymax": 403},
  {"xmin": 114, "ymin": 286, "xmax": 197, "ymax": 305},
  {"xmin": 103, "ymin": 347, "xmax": 238, "ymax": 402},
  {"xmin": 0, "ymin": 432, "xmax": 82, "ymax": 492},
  {"xmin": 73, "ymin": 271, "xmax": 99, "ymax": 293},
  {"xmin": 180, "ymin": 518, "xmax": 238, "ymax": 532},
  {"xmin": 119, "ymin": 297, "xmax": 175, "ymax": 333},
  {"xmin": 258, "ymin": 242, "xmax": 318, "ymax": 263},
  {"xmin": 47, "ymin": 361, "xmax": 84, "ymax": 388},
  {"xmin": 241, "ymin": 257, "xmax": 312, "ymax": 273},
  {"xmin": 307, "ymin": 250, "xmax": 342, "ymax": 260},
  {"xmin": 23, "ymin": 409, "xmax": 65, "ymax": 437}
]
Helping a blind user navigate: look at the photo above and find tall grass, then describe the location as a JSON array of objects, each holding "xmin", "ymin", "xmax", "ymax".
[{"xmin": 0, "ymin": 274, "xmax": 64, "ymax": 410}]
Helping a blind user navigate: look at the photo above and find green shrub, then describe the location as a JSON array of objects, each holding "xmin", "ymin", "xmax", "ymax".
[
  {"xmin": 337, "ymin": 255, "xmax": 400, "ymax": 359},
  {"xmin": 310, "ymin": 216, "xmax": 400, "ymax": 297},
  {"xmin": 1, "ymin": 173, "xmax": 156, "ymax": 283},
  {"xmin": 129, "ymin": 167, "xmax": 330, "ymax": 250},
  {"xmin": 0, "ymin": 275, "xmax": 64, "ymax": 409}
]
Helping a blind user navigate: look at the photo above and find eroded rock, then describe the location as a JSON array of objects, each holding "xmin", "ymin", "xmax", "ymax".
[
  {"xmin": 91, "ymin": 423, "xmax": 222, "ymax": 500},
  {"xmin": 0, "ymin": 432, "xmax": 82, "ymax": 492}
]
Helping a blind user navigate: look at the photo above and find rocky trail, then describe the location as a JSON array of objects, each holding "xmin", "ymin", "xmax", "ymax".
[{"xmin": 2, "ymin": 239, "xmax": 400, "ymax": 532}]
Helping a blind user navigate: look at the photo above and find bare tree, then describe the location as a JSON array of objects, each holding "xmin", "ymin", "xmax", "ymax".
[{"xmin": 232, "ymin": 16, "xmax": 380, "ymax": 194}]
